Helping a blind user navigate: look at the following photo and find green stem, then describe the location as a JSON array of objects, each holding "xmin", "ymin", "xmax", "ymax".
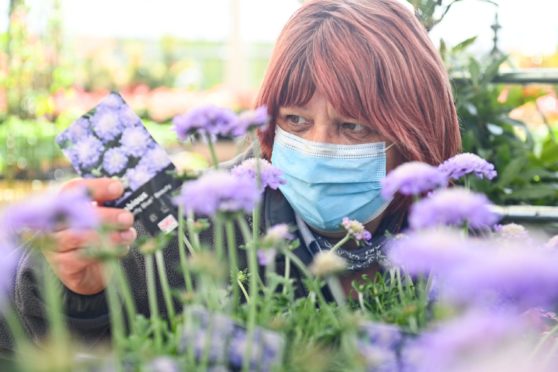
[
  {"xmin": 3, "ymin": 307, "xmax": 26, "ymax": 349},
  {"xmin": 145, "ymin": 254, "xmax": 162, "ymax": 349},
  {"xmin": 105, "ymin": 264, "xmax": 125, "ymax": 350},
  {"xmin": 111, "ymin": 261, "xmax": 137, "ymax": 334},
  {"xmin": 42, "ymin": 258, "xmax": 67, "ymax": 346},
  {"xmin": 281, "ymin": 249, "xmax": 339, "ymax": 326},
  {"xmin": 330, "ymin": 234, "xmax": 351, "ymax": 252},
  {"xmin": 225, "ymin": 220, "xmax": 240, "ymax": 309},
  {"xmin": 206, "ymin": 134, "xmax": 220, "ymax": 169},
  {"xmin": 187, "ymin": 210, "xmax": 201, "ymax": 252},
  {"xmin": 236, "ymin": 216, "xmax": 259, "ymax": 372},
  {"xmin": 326, "ymin": 276, "xmax": 346, "ymax": 307},
  {"xmin": 178, "ymin": 207, "xmax": 194, "ymax": 293},
  {"xmin": 214, "ymin": 214, "xmax": 225, "ymax": 261},
  {"xmin": 238, "ymin": 278, "xmax": 250, "ymax": 302},
  {"xmin": 155, "ymin": 250, "xmax": 176, "ymax": 328},
  {"xmin": 283, "ymin": 255, "xmax": 291, "ymax": 296}
]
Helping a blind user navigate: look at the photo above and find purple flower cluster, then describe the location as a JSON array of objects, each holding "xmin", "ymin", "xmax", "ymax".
[
  {"xmin": 71, "ymin": 135, "xmax": 103, "ymax": 169},
  {"xmin": 3, "ymin": 187, "xmax": 99, "ymax": 233},
  {"xmin": 173, "ymin": 105, "xmax": 238, "ymax": 141},
  {"xmin": 120, "ymin": 126, "xmax": 151, "ymax": 158},
  {"xmin": 357, "ymin": 322, "xmax": 404, "ymax": 372},
  {"xmin": 438, "ymin": 152, "xmax": 497, "ymax": 181},
  {"xmin": 91, "ymin": 108, "xmax": 122, "ymax": 142},
  {"xmin": 387, "ymin": 229, "xmax": 479, "ymax": 275},
  {"xmin": 58, "ymin": 92, "xmax": 173, "ymax": 196},
  {"xmin": 102, "ymin": 148, "xmax": 128, "ymax": 175},
  {"xmin": 231, "ymin": 158, "xmax": 285, "ymax": 192},
  {"xmin": 174, "ymin": 170, "xmax": 260, "ymax": 217},
  {"xmin": 381, "ymin": 161, "xmax": 447, "ymax": 199},
  {"xmin": 179, "ymin": 306, "xmax": 284, "ymax": 370},
  {"xmin": 409, "ymin": 188, "xmax": 500, "ymax": 230},
  {"xmin": 405, "ymin": 309, "xmax": 530, "ymax": 371},
  {"xmin": 389, "ymin": 229, "xmax": 558, "ymax": 309},
  {"xmin": 341, "ymin": 217, "xmax": 372, "ymax": 241},
  {"xmin": 0, "ymin": 233, "xmax": 20, "ymax": 308},
  {"xmin": 230, "ymin": 106, "xmax": 269, "ymax": 137},
  {"xmin": 173, "ymin": 105, "xmax": 269, "ymax": 141}
]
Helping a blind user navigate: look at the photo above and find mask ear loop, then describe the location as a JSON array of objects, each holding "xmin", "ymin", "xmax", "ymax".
[{"xmin": 384, "ymin": 143, "xmax": 396, "ymax": 152}]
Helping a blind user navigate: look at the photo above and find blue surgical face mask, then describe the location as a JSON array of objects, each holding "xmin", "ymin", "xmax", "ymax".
[{"xmin": 271, "ymin": 126, "xmax": 392, "ymax": 233}]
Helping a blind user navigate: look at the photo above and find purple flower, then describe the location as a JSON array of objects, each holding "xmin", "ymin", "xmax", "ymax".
[
  {"xmin": 442, "ymin": 247, "xmax": 558, "ymax": 308},
  {"xmin": 173, "ymin": 105, "xmax": 238, "ymax": 141},
  {"xmin": 438, "ymin": 152, "xmax": 497, "ymax": 181},
  {"xmin": 359, "ymin": 321, "xmax": 403, "ymax": 351},
  {"xmin": 119, "ymin": 105, "xmax": 141, "ymax": 127},
  {"xmin": 120, "ymin": 125, "xmax": 151, "ymax": 157},
  {"xmin": 72, "ymin": 135, "xmax": 103, "ymax": 169},
  {"xmin": 125, "ymin": 165, "xmax": 154, "ymax": 190},
  {"xmin": 257, "ymin": 249, "xmax": 277, "ymax": 266},
  {"xmin": 102, "ymin": 147, "xmax": 129, "ymax": 175},
  {"xmin": 91, "ymin": 107, "xmax": 122, "ymax": 142},
  {"xmin": 2, "ymin": 187, "xmax": 99, "ymax": 233},
  {"xmin": 0, "ymin": 234, "xmax": 20, "ymax": 308},
  {"xmin": 406, "ymin": 309, "xmax": 530, "ymax": 372},
  {"xmin": 387, "ymin": 229, "xmax": 479, "ymax": 275},
  {"xmin": 56, "ymin": 117, "xmax": 91, "ymax": 146},
  {"xmin": 381, "ymin": 161, "xmax": 448, "ymax": 199},
  {"xmin": 146, "ymin": 357, "xmax": 181, "ymax": 372},
  {"xmin": 545, "ymin": 235, "xmax": 558, "ymax": 250},
  {"xmin": 409, "ymin": 188, "xmax": 500, "ymax": 230},
  {"xmin": 174, "ymin": 171, "xmax": 260, "ymax": 217},
  {"xmin": 341, "ymin": 217, "xmax": 372, "ymax": 241},
  {"xmin": 228, "ymin": 327, "xmax": 284, "ymax": 370},
  {"xmin": 263, "ymin": 224, "xmax": 292, "ymax": 244},
  {"xmin": 230, "ymin": 106, "xmax": 269, "ymax": 137},
  {"xmin": 138, "ymin": 146, "xmax": 172, "ymax": 173},
  {"xmin": 98, "ymin": 92, "xmax": 124, "ymax": 109},
  {"xmin": 231, "ymin": 158, "xmax": 285, "ymax": 192}
]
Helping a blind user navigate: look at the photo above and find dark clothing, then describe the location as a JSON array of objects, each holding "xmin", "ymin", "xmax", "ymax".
[{"xmin": 1, "ymin": 153, "xmax": 402, "ymax": 353}]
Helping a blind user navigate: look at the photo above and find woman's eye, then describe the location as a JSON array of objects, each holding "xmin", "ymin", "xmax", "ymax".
[
  {"xmin": 285, "ymin": 115, "xmax": 309, "ymax": 126},
  {"xmin": 341, "ymin": 122, "xmax": 367, "ymax": 133}
]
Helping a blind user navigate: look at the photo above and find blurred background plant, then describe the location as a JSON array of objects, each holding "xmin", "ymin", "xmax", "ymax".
[{"xmin": 1, "ymin": 0, "xmax": 558, "ymax": 207}]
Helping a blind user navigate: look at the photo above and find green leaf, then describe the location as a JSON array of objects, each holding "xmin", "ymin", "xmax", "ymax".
[
  {"xmin": 496, "ymin": 156, "xmax": 527, "ymax": 187},
  {"xmin": 501, "ymin": 184, "xmax": 558, "ymax": 201},
  {"xmin": 451, "ymin": 36, "xmax": 477, "ymax": 53}
]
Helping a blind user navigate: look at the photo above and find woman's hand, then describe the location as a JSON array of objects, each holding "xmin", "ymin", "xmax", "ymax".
[{"xmin": 44, "ymin": 178, "xmax": 137, "ymax": 295}]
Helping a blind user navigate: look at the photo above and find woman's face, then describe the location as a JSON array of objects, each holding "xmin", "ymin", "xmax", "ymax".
[
  {"xmin": 275, "ymin": 90, "xmax": 400, "ymax": 237},
  {"xmin": 276, "ymin": 91, "xmax": 398, "ymax": 171}
]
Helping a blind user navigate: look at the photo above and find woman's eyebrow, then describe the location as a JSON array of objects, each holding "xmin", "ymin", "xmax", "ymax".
[{"xmin": 279, "ymin": 106, "xmax": 311, "ymax": 115}]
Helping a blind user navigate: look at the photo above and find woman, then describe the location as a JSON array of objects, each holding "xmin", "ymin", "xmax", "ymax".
[{"xmin": 7, "ymin": 0, "xmax": 459, "ymax": 346}]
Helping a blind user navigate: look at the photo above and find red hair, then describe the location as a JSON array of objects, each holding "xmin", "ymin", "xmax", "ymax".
[
  {"xmin": 255, "ymin": 0, "xmax": 461, "ymax": 220},
  {"xmin": 256, "ymin": 0, "xmax": 460, "ymax": 164}
]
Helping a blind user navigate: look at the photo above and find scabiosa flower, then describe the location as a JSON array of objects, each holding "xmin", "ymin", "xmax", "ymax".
[
  {"xmin": 145, "ymin": 357, "xmax": 181, "ymax": 372},
  {"xmin": 138, "ymin": 146, "xmax": 172, "ymax": 173},
  {"xmin": 91, "ymin": 107, "xmax": 122, "ymax": 142},
  {"xmin": 545, "ymin": 235, "xmax": 558, "ymax": 250},
  {"xmin": 341, "ymin": 217, "xmax": 372, "ymax": 241},
  {"xmin": 442, "ymin": 247, "xmax": 558, "ymax": 309},
  {"xmin": 57, "ymin": 117, "xmax": 91, "ymax": 145},
  {"xmin": 359, "ymin": 321, "xmax": 404, "ymax": 352},
  {"xmin": 262, "ymin": 224, "xmax": 292, "ymax": 246},
  {"xmin": 494, "ymin": 223, "xmax": 530, "ymax": 241},
  {"xmin": 102, "ymin": 147, "xmax": 128, "ymax": 175},
  {"xmin": 98, "ymin": 92, "xmax": 124, "ymax": 109},
  {"xmin": 438, "ymin": 152, "xmax": 497, "ymax": 181},
  {"xmin": 120, "ymin": 125, "xmax": 151, "ymax": 157},
  {"xmin": 0, "ymin": 234, "xmax": 20, "ymax": 308},
  {"xmin": 174, "ymin": 171, "xmax": 260, "ymax": 217},
  {"xmin": 173, "ymin": 105, "xmax": 238, "ymax": 141},
  {"xmin": 381, "ymin": 161, "xmax": 448, "ymax": 199},
  {"xmin": 125, "ymin": 165, "xmax": 154, "ymax": 190},
  {"xmin": 310, "ymin": 251, "xmax": 347, "ymax": 277},
  {"xmin": 73, "ymin": 135, "xmax": 103, "ymax": 169},
  {"xmin": 119, "ymin": 105, "xmax": 141, "ymax": 127},
  {"xmin": 406, "ymin": 309, "xmax": 531, "ymax": 372},
  {"xmin": 228, "ymin": 327, "xmax": 284, "ymax": 371},
  {"xmin": 409, "ymin": 188, "xmax": 500, "ymax": 230},
  {"xmin": 257, "ymin": 249, "xmax": 277, "ymax": 266},
  {"xmin": 230, "ymin": 106, "xmax": 269, "ymax": 137},
  {"xmin": 387, "ymin": 229, "xmax": 479, "ymax": 275},
  {"xmin": 3, "ymin": 187, "xmax": 99, "ymax": 233},
  {"xmin": 231, "ymin": 158, "xmax": 285, "ymax": 192}
]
